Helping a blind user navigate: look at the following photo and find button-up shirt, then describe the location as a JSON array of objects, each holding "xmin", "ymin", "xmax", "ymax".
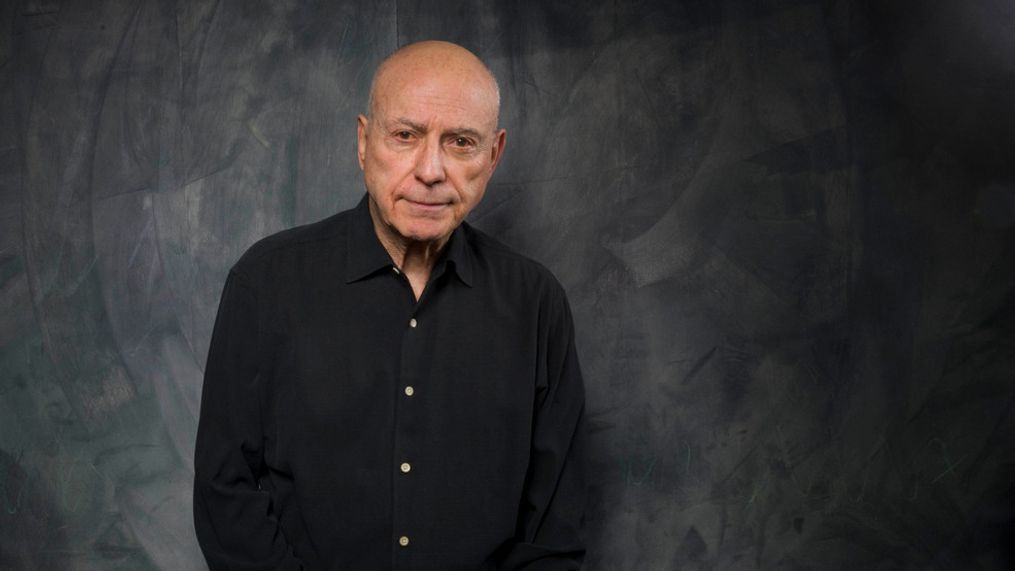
[{"xmin": 193, "ymin": 196, "xmax": 586, "ymax": 569}]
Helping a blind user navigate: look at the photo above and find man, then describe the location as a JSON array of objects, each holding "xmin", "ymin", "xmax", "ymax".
[{"xmin": 193, "ymin": 41, "xmax": 586, "ymax": 569}]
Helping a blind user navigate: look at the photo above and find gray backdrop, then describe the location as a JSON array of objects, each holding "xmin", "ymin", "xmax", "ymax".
[{"xmin": 2, "ymin": 0, "xmax": 1014, "ymax": 568}]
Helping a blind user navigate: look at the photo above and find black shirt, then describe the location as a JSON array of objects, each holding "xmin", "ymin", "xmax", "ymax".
[{"xmin": 193, "ymin": 196, "xmax": 586, "ymax": 570}]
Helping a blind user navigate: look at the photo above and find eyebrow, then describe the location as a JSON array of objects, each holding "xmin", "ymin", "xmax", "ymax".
[{"xmin": 390, "ymin": 117, "xmax": 485, "ymax": 141}]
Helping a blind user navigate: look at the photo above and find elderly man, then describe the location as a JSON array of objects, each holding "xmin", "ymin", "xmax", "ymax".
[{"xmin": 193, "ymin": 41, "xmax": 586, "ymax": 569}]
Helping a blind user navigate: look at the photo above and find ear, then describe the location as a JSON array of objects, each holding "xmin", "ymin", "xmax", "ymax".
[
  {"xmin": 356, "ymin": 114, "xmax": 369, "ymax": 170},
  {"xmin": 488, "ymin": 128, "xmax": 507, "ymax": 174}
]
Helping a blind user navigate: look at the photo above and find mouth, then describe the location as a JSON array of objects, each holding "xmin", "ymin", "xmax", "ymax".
[{"xmin": 403, "ymin": 198, "xmax": 451, "ymax": 211}]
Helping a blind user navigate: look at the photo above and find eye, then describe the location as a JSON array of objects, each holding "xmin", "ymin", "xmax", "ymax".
[
  {"xmin": 452, "ymin": 136, "xmax": 473, "ymax": 148},
  {"xmin": 395, "ymin": 131, "xmax": 413, "ymax": 140}
]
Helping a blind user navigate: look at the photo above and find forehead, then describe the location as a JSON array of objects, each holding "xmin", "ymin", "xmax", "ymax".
[{"xmin": 373, "ymin": 61, "xmax": 499, "ymax": 129}]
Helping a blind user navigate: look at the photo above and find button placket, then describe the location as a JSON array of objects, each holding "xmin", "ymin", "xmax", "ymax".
[{"xmin": 394, "ymin": 304, "xmax": 423, "ymax": 564}]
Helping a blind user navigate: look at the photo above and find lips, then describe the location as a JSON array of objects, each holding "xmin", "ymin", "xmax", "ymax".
[{"xmin": 403, "ymin": 198, "xmax": 451, "ymax": 209}]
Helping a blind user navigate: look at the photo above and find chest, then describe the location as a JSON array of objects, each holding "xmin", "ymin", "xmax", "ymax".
[{"xmin": 263, "ymin": 276, "xmax": 540, "ymax": 450}]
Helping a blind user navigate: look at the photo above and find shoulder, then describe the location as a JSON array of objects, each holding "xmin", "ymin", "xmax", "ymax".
[
  {"xmin": 463, "ymin": 223, "xmax": 569, "ymax": 303},
  {"xmin": 230, "ymin": 208, "xmax": 353, "ymax": 279}
]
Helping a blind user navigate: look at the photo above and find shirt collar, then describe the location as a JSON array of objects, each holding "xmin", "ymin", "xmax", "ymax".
[
  {"xmin": 344, "ymin": 194, "xmax": 474, "ymax": 288},
  {"xmin": 443, "ymin": 219, "xmax": 474, "ymax": 287}
]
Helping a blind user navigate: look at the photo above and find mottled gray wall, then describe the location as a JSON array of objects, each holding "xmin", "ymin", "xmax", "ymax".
[{"xmin": 2, "ymin": 0, "xmax": 1014, "ymax": 569}]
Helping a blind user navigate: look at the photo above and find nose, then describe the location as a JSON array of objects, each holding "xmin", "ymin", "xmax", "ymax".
[{"xmin": 414, "ymin": 136, "xmax": 446, "ymax": 186}]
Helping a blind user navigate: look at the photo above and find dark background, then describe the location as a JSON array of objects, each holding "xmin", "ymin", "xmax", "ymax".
[{"xmin": 2, "ymin": 0, "xmax": 1014, "ymax": 568}]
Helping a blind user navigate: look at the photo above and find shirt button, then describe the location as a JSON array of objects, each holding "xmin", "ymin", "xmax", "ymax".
[
  {"xmin": 404, "ymin": 386, "xmax": 414, "ymax": 396},
  {"xmin": 400, "ymin": 462, "xmax": 411, "ymax": 473},
  {"xmin": 409, "ymin": 318, "xmax": 417, "ymax": 328},
  {"xmin": 398, "ymin": 535, "xmax": 410, "ymax": 547}
]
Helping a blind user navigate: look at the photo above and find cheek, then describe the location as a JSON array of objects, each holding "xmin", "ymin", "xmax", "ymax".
[
  {"xmin": 460, "ymin": 168, "xmax": 492, "ymax": 199},
  {"xmin": 452, "ymin": 160, "xmax": 486, "ymax": 183},
  {"xmin": 365, "ymin": 156, "xmax": 401, "ymax": 195}
]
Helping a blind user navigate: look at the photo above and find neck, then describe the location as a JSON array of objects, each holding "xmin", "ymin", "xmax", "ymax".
[
  {"xmin": 368, "ymin": 200, "xmax": 449, "ymax": 299},
  {"xmin": 380, "ymin": 233, "xmax": 448, "ymax": 275}
]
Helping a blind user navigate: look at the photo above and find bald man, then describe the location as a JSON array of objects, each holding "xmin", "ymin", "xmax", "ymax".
[{"xmin": 194, "ymin": 41, "xmax": 586, "ymax": 570}]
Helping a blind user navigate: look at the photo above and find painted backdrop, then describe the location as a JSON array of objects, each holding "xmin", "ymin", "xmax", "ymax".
[{"xmin": 2, "ymin": 0, "xmax": 1014, "ymax": 568}]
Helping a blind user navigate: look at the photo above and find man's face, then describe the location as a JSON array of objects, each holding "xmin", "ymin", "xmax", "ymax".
[{"xmin": 357, "ymin": 58, "xmax": 506, "ymax": 246}]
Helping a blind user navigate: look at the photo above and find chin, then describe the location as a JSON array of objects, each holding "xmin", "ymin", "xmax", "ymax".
[{"xmin": 396, "ymin": 220, "xmax": 455, "ymax": 243}]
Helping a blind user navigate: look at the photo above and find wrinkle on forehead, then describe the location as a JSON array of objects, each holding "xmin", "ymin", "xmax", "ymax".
[{"xmin": 367, "ymin": 41, "xmax": 501, "ymax": 127}]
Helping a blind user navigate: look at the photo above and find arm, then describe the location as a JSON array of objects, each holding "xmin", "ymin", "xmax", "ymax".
[
  {"xmin": 501, "ymin": 282, "xmax": 588, "ymax": 571},
  {"xmin": 193, "ymin": 270, "xmax": 302, "ymax": 570}
]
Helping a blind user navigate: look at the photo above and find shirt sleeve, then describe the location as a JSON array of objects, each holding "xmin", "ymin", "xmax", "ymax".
[
  {"xmin": 193, "ymin": 269, "xmax": 303, "ymax": 570},
  {"xmin": 500, "ymin": 281, "xmax": 588, "ymax": 570}
]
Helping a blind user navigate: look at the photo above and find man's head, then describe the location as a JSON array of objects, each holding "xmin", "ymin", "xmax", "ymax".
[{"xmin": 357, "ymin": 41, "xmax": 506, "ymax": 250}]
